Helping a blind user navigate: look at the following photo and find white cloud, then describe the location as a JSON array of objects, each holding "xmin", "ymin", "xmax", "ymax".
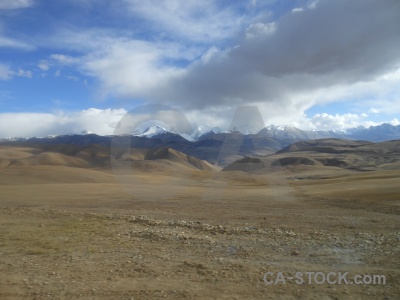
[
  {"xmin": 0, "ymin": 0, "xmax": 34, "ymax": 10},
  {"xmin": 183, "ymin": 107, "xmax": 237, "ymax": 132},
  {"xmin": 38, "ymin": 60, "xmax": 50, "ymax": 71},
  {"xmin": 123, "ymin": 0, "xmax": 247, "ymax": 43},
  {"xmin": 66, "ymin": 75, "xmax": 79, "ymax": 81},
  {"xmin": 369, "ymin": 108, "xmax": 380, "ymax": 114},
  {"xmin": 0, "ymin": 108, "xmax": 127, "ymax": 138},
  {"xmin": 245, "ymin": 22, "xmax": 276, "ymax": 39},
  {"xmin": 0, "ymin": 63, "xmax": 12, "ymax": 80},
  {"xmin": 50, "ymin": 54, "xmax": 80, "ymax": 65},
  {"xmin": 308, "ymin": 113, "xmax": 375, "ymax": 131},
  {"xmin": 307, "ymin": 68, "xmax": 400, "ymax": 116},
  {"xmin": 17, "ymin": 69, "xmax": 32, "ymax": 78},
  {"xmin": 82, "ymin": 39, "xmax": 185, "ymax": 99},
  {"xmin": 152, "ymin": 0, "xmax": 400, "ymax": 112},
  {"xmin": 15, "ymin": 0, "xmax": 398, "ymax": 133},
  {"xmin": 0, "ymin": 65, "xmax": 32, "ymax": 80},
  {"xmin": 307, "ymin": 0, "xmax": 319, "ymax": 10},
  {"xmin": 0, "ymin": 106, "xmax": 398, "ymax": 139},
  {"xmin": 41, "ymin": 28, "xmax": 200, "ymax": 99},
  {"xmin": 200, "ymin": 47, "xmax": 220, "ymax": 64},
  {"xmin": 0, "ymin": 36, "xmax": 34, "ymax": 50},
  {"xmin": 60, "ymin": 0, "xmax": 399, "ymax": 123},
  {"xmin": 292, "ymin": 8, "xmax": 304, "ymax": 13}
]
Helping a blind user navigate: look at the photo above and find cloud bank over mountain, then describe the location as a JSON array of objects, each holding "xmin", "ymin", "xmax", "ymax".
[
  {"xmin": 0, "ymin": 109, "xmax": 126, "ymax": 138},
  {"xmin": 0, "ymin": 0, "xmax": 399, "ymax": 137},
  {"xmin": 70, "ymin": 1, "xmax": 400, "ymax": 126},
  {"xmin": 60, "ymin": 0, "xmax": 400, "ymax": 119},
  {"xmin": 153, "ymin": 0, "xmax": 400, "ymax": 111},
  {"xmin": 1, "ymin": 108, "xmax": 399, "ymax": 138}
]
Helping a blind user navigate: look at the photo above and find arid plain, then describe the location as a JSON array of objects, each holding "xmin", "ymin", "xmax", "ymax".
[{"xmin": 0, "ymin": 141, "xmax": 399, "ymax": 299}]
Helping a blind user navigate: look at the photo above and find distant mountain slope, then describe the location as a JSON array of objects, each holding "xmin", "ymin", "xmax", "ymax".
[
  {"xmin": 347, "ymin": 123, "xmax": 400, "ymax": 142},
  {"xmin": 255, "ymin": 124, "xmax": 400, "ymax": 142},
  {"xmin": 256, "ymin": 125, "xmax": 345, "ymax": 140},
  {"xmin": 133, "ymin": 125, "xmax": 169, "ymax": 138},
  {"xmin": 0, "ymin": 144, "xmax": 110, "ymax": 169},
  {"xmin": 4, "ymin": 133, "xmax": 285, "ymax": 166},
  {"xmin": 144, "ymin": 147, "xmax": 217, "ymax": 171},
  {"xmin": 223, "ymin": 139, "xmax": 400, "ymax": 173},
  {"xmin": 1, "ymin": 123, "xmax": 400, "ymax": 167},
  {"xmin": 276, "ymin": 139, "xmax": 373, "ymax": 154},
  {"xmin": 0, "ymin": 144, "xmax": 217, "ymax": 172}
]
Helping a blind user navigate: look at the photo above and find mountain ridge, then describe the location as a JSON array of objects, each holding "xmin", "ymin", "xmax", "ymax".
[
  {"xmin": 223, "ymin": 138, "xmax": 400, "ymax": 173},
  {"xmin": 1, "ymin": 123, "xmax": 400, "ymax": 167},
  {"xmin": 2, "ymin": 123, "xmax": 399, "ymax": 143}
]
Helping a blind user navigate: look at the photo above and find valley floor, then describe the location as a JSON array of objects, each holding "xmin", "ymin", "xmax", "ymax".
[{"xmin": 0, "ymin": 165, "xmax": 399, "ymax": 299}]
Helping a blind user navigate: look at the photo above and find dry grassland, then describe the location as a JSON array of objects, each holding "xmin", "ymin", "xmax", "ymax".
[{"xmin": 0, "ymin": 145, "xmax": 399, "ymax": 299}]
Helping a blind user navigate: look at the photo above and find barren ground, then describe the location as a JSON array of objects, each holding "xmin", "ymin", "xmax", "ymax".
[{"xmin": 0, "ymin": 160, "xmax": 399, "ymax": 299}]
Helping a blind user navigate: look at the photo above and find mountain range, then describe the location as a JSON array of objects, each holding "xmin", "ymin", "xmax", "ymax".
[
  {"xmin": 223, "ymin": 138, "xmax": 400, "ymax": 173},
  {"xmin": 1, "ymin": 123, "xmax": 399, "ymax": 167}
]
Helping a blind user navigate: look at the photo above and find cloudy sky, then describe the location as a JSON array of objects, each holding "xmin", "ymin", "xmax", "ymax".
[{"xmin": 0, "ymin": 0, "xmax": 399, "ymax": 137}]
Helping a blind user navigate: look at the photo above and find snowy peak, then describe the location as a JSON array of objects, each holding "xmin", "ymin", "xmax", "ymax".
[
  {"xmin": 348, "ymin": 123, "xmax": 400, "ymax": 142},
  {"xmin": 0, "ymin": 137, "xmax": 27, "ymax": 142},
  {"xmin": 3, "ymin": 123, "xmax": 398, "ymax": 143},
  {"xmin": 257, "ymin": 125, "xmax": 315, "ymax": 140},
  {"xmin": 230, "ymin": 125, "xmax": 261, "ymax": 135},
  {"xmin": 134, "ymin": 125, "xmax": 169, "ymax": 138},
  {"xmin": 130, "ymin": 123, "xmax": 400, "ymax": 142},
  {"xmin": 81, "ymin": 130, "xmax": 94, "ymax": 135}
]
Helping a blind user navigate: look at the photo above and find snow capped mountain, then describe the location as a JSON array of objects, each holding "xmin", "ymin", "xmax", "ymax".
[
  {"xmin": 0, "ymin": 136, "xmax": 27, "ymax": 142},
  {"xmin": 2, "ymin": 122, "xmax": 399, "ymax": 167},
  {"xmin": 81, "ymin": 130, "xmax": 94, "ymax": 135},
  {"xmin": 39, "ymin": 131, "xmax": 96, "ymax": 139},
  {"xmin": 134, "ymin": 125, "xmax": 169, "ymax": 138},
  {"xmin": 194, "ymin": 123, "xmax": 400, "ymax": 142},
  {"xmin": 133, "ymin": 124, "xmax": 225, "ymax": 141},
  {"xmin": 347, "ymin": 123, "xmax": 400, "ymax": 142},
  {"xmin": 2, "ymin": 123, "xmax": 400, "ymax": 144},
  {"xmin": 230, "ymin": 124, "xmax": 261, "ymax": 135},
  {"xmin": 191, "ymin": 126, "xmax": 223, "ymax": 140},
  {"xmin": 257, "ymin": 125, "xmax": 320, "ymax": 140},
  {"xmin": 113, "ymin": 123, "xmax": 400, "ymax": 142}
]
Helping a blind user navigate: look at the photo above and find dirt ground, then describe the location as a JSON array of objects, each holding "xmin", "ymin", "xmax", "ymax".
[{"xmin": 0, "ymin": 164, "xmax": 399, "ymax": 299}]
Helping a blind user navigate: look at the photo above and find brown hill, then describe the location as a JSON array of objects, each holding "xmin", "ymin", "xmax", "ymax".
[
  {"xmin": 276, "ymin": 138, "xmax": 372, "ymax": 153},
  {"xmin": 0, "ymin": 146, "xmax": 103, "ymax": 169},
  {"xmin": 223, "ymin": 139, "xmax": 400, "ymax": 173},
  {"xmin": 0, "ymin": 144, "xmax": 218, "ymax": 172},
  {"xmin": 8, "ymin": 152, "xmax": 90, "ymax": 168},
  {"xmin": 144, "ymin": 147, "xmax": 217, "ymax": 171}
]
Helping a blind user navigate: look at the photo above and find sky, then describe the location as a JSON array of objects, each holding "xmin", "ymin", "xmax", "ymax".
[{"xmin": 0, "ymin": 0, "xmax": 400, "ymax": 137}]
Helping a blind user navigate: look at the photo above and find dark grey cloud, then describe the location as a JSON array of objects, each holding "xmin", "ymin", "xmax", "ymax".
[{"xmin": 157, "ymin": 0, "xmax": 400, "ymax": 109}]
